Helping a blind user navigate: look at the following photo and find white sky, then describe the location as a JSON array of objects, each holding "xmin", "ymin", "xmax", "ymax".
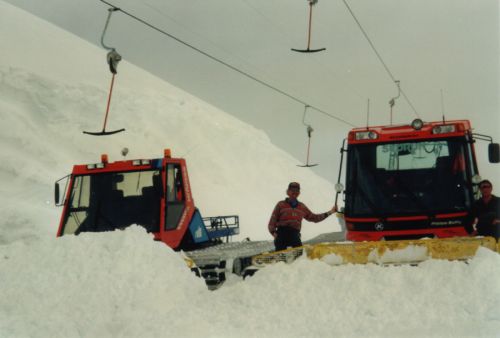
[
  {"xmin": 5, "ymin": 0, "xmax": 499, "ymax": 185},
  {"xmin": 1, "ymin": 3, "xmax": 499, "ymax": 337}
]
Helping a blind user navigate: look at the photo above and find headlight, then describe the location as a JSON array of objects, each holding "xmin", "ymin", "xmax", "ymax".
[
  {"xmin": 432, "ymin": 124, "xmax": 456, "ymax": 134},
  {"xmin": 355, "ymin": 131, "xmax": 378, "ymax": 140}
]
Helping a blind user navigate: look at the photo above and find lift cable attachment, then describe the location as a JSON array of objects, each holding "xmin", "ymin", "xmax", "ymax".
[
  {"xmin": 388, "ymin": 80, "xmax": 400, "ymax": 125},
  {"xmin": 291, "ymin": 0, "xmax": 326, "ymax": 53},
  {"xmin": 101, "ymin": 7, "xmax": 122, "ymax": 74},
  {"xmin": 298, "ymin": 105, "xmax": 319, "ymax": 167},
  {"xmin": 98, "ymin": 0, "xmax": 356, "ymax": 127},
  {"xmin": 83, "ymin": 7, "xmax": 125, "ymax": 136}
]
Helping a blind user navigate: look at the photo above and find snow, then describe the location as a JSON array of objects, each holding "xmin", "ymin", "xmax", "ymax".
[{"xmin": 1, "ymin": 1, "xmax": 499, "ymax": 337}]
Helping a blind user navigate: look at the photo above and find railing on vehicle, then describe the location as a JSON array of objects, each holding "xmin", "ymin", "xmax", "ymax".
[{"xmin": 202, "ymin": 215, "xmax": 240, "ymax": 242}]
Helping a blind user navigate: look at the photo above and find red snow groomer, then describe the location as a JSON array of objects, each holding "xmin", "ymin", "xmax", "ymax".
[
  {"xmin": 249, "ymin": 119, "xmax": 499, "ymax": 270},
  {"xmin": 55, "ymin": 149, "xmax": 274, "ymax": 287},
  {"xmin": 336, "ymin": 119, "xmax": 500, "ymax": 242}
]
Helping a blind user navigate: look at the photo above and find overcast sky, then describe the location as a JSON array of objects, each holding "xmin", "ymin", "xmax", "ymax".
[{"xmin": 6, "ymin": 0, "xmax": 499, "ymax": 184}]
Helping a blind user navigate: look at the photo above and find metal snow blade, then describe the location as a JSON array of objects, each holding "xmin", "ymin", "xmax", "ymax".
[
  {"xmin": 292, "ymin": 0, "xmax": 326, "ymax": 53},
  {"xmin": 84, "ymin": 8, "xmax": 125, "ymax": 136}
]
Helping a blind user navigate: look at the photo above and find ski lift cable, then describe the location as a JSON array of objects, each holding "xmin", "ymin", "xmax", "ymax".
[
  {"xmin": 98, "ymin": 0, "xmax": 357, "ymax": 128},
  {"xmin": 341, "ymin": 0, "xmax": 420, "ymax": 118},
  {"xmin": 144, "ymin": 0, "xmax": 338, "ymax": 110},
  {"xmin": 239, "ymin": 0, "xmax": 366, "ymax": 101},
  {"xmin": 142, "ymin": 2, "xmax": 274, "ymax": 85}
]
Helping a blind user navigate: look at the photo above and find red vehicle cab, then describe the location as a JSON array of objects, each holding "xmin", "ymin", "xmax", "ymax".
[
  {"xmin": 339, "ymin": 119, "xmax": 499, "ymax": 241},
  {"xmin": 55, "ymin": 149, "xmax": 238, "ymax": 250}
]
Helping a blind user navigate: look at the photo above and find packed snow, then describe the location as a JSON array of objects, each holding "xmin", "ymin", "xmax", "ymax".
[{"xmin": 1, "ymin": 2, "xmax": 499, "ymax": 337}]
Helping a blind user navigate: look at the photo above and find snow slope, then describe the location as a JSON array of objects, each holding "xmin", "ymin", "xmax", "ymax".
[{"xmin": 1, "ymin": 2, "xmax": 499, "ymax": 337}]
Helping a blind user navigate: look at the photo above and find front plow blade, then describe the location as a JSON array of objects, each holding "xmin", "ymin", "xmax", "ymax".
[
  {"xmin": 250, "ymin": 237, "xmax": 497, "ymax": 269},
  {"xmin": 307, "ymin": 237, "xmax": 497, "ymax": 265}
]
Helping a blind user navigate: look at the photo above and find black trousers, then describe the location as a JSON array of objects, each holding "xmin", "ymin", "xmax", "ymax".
[
  {"xmin": 274, "ymin": 226, "xmax": 302, "ymax": 251},
  {"xmin": 477, "ymin": 213, "xmax": 500, "ymax": 239}
]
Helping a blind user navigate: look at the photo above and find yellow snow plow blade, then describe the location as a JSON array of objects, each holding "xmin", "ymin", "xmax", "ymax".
[
  {"xmin": 307, "ymin": 237, "xmax": 497, "ymax": 265},
  {"xmin": 251, "ymin": 237, "xmax": 498, "ymax": 267}
]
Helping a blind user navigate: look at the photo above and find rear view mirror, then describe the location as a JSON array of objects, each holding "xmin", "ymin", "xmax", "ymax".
[
  {"xmin": 334, "ymin": 183, "xmax": 344, "ymax": 193},
  {"xmin": 489, "ymin": 143, "xmax": 500, "ymax": 163},
  {"xmin": 55, "ymin": 182, "xmax": 60, "ymax": 205},
  {"xmin": 54, "ymin": 175, "xmax": 70, "ymax": 206}
]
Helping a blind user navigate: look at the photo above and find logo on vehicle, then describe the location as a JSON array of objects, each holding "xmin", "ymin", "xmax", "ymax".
[
  {"xmin": 375, "ymin": 222, "xmax": 384, "ymax": 231},
  {"xmin": 195, "ymin": 226, "xmax": 202, "ymax": 239}
]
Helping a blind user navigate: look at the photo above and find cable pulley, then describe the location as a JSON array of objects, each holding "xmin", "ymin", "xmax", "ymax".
[
  {"xmin": 292, "ymin": 0, "xmax": 326, "ymax": 53},
  {"xmin": 83, "ymin": 7, "xmax": 125, "ymax": 136},
  {"xmin": 298, "ymin": 105, "xmax": 319, "ymax": 167}
]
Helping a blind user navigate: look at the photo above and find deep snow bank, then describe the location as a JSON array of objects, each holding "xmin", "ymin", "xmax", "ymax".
[{"xmin": 1, "ymin": 227, "xmax": 499, "ymax": 338}]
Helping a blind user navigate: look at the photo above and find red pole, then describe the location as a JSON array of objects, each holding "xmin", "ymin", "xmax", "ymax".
[
  {"xmin": 306, "ymin": 136, "xmax": 311, "ymax": 165},
  {"xmin": 307, "ymin": 3, "xmax": 313, "ymax": 50},
  {"xmin": 102, "ymin": 73, "xmax": 116, "ymax": 132}
]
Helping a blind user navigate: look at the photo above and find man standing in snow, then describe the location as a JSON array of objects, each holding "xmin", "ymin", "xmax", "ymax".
[
  {"xmin": 268, "ymin": 182, "xmax": 337, "ymax": 251},
  {"xmin": 472, "ymin": 180, "xmax": 500, "ymax": 239}
]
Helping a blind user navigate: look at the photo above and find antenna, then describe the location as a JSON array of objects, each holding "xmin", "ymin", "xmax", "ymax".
[
  {"xmin": 366, "ymin": 98, "xmax": 370, "ymax": 130},
  {"xmin": 440, "ymin": 89, "xmax": 446, "ymax": 123}
]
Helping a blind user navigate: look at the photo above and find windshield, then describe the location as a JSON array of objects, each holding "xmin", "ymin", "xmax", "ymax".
[
  {"xmin": 345, "ymin": 138, "xmax": 473, "ymax": 217},
  {"xmin": 61, "ymin": 170, "xmax": 162, "ymax": 235}
]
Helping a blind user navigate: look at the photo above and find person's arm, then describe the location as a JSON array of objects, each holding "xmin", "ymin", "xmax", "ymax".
[
  {"xmin": 302, "ymin": 204, "xmax": 335, "ymax": 223},
  {"xmin": 467, "ymin": 201, "xmax": 479, "ymax": 235},
  {"xmin": 268, "ymin": 203, "xmax": 281, "ymax": 236},
  {"xmin": 494, "ymin": 197, "xmax": 500, "ymax": 224}
]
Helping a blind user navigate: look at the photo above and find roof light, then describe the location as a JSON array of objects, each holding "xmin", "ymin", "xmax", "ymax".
[
  {"xmin": 132, "ymin": 160, "xmax": 141, "ymax": 166},
  {"xmin": 101, "ymin": 154, "xmax": 108, "ymax": 164},
  {"xmin": 87, "ymin": 164, "xmax": 96, "ymax": 170},
  {"xmin": 164, "ymin": 149, "xmax": 172, "ymax": 158},
  {"xmin": 96, "ymin": 163, "xmax": 105, "ymax": 169},
  {"xmin": 432, "ymin": 124, "xmax": 456, "ymax": 134},
  {"xmin": 355, "ymin": 131, "xmax": 378, "ymax": 140},
  {"xmin": 141, "ymin": 160, "xmax": 150, "ymax": 165},
  {"xmin": 411, "ymin": 119, "xmax": 424, "ymax": 130}
]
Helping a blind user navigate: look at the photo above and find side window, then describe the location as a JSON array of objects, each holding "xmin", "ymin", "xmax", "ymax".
[
  {"xmin": 70, "ymin": 175, "xmax": 91, "ymax": 208},
  {"xmin": 63, "ymin": 175, "xmax": 91, "ymax": 235},
  {"xmin": 166, "ymin": 165, "xmax": 185, "ymax": 202},
  {"xmin": 165, "ymin": 164, "xmax": 185, "ymax": 230}
]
